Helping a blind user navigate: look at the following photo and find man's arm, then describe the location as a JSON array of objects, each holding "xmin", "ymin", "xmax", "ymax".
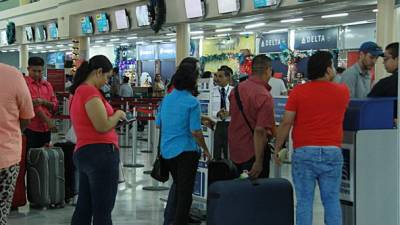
[
  {"xmin": 20, "ymin": 119, "xmax": 31, "ymax": 131},
  {"xmin": 274, "ymin": 111, "xmax": 296, "ymax": 164},
  {"xmin": 248, "ymin": 126, "xmax": 267, "ymax": 179},
  {"xmin": 340, "ymin": 71, "xmax": 356, "ymax": 98}
]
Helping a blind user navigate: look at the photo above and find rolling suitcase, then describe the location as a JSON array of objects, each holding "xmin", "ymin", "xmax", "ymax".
[
  {"xmin": 12, "ymin": 135, "xmax": 27, "ymax": 208},
  {"xmin": 27, "ymin": 147, "xmax": 65, "ymax": 208},
  {"xmin": 207, "ymin": 178, "xmax": 294, "ymax": 225},
  {"xmin": 54, "ymin": 142, "xmax": 76, "ymax": 202},
  {"xmin": 207, "ymin": 159, "xmax": 238, "ymax": 185}
]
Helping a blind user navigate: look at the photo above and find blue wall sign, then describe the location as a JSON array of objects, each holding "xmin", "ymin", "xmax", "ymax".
[
  {"xmin": 138, "ymin": 45, "xmax": 156, "ymax": 60},
  {"xmin": 294, "ymin": 28, "xmax": 338, "ymax": 50},
  {"xmin": 259, "ymin": 32, "xmax": 288, "ymax": 53},
  {"xmin": 159, "ymin": 43, "xmax": 176, "ymax": 59}
]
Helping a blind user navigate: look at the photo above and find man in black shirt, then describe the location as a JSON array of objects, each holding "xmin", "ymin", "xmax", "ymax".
[{"xmin": 368, "ymin": 42, "xmax": 398, "ymax": 117}]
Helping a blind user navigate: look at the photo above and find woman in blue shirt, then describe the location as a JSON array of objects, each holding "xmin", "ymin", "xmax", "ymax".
[{"xmin": 156, "ymin": 57, "xmax": 210, "ymax": 225}]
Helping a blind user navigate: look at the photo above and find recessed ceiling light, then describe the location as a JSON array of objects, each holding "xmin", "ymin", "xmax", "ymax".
[
  {"xmin": 9, "ymin": 49, "xmax": 16, "ymax": 52},
  {"xmin": 190, "ymin": 31, "xmax": 204, "ymax": 35},
  {"xmin": 56, "ymin": 44, "xmax": 64, "ymax": 47},
  {"xmin": 106, "ymin": 44, "xmax": 114, "ymax": 47},
  {"xmin": 32, "ymin": 51, "xmax": 39, "ymax": 54},
  {"xmin": 281, "ymin": 18, "xmax": 303, "ymax": 23},
  {"xmin": 264, "ymin": 29, "xmax": 289, "ymax": 34},
  {"xmin": 110, "ymin": 38, "xmax": 120, "ymax": 42},
  {"xmin": 166, "ymin": 33, "xmax": 176, "ymax": 36},
  {"xmin": 373, "ymin": 9, "xmax": 378, "ymax": 13},
  {"xmin": 152, "ymin": 40, "xmax": 163, "ymax": 43},
  {"xmin": 321, "ymin": 13, "xmax": 349, "ymax": 18},
  {"xmin": 1, "ymin": 50, "xmax": 8, "ymax": 53},
  {"xmin": 170, "ymin": 38, "xmax": 177, "ymax": 42},
  {"xmin": 215, "ymin": 28, "xmax": 233, "ymax": 33},
  {"xmin": 49, "ymin": 50, "xmax": 57, "ymax": 52},
  {"xmin": 36, "ymin": 46, "xmax": 44, "ymax": 50},
  {"xmin": 191, "ymin": 36, "xmax": 204, "ymax": 39},
  {"xmin": 40, "ymin": 50, "xmax": 47, "ymax": 53},
  {"xmin": 68, "ymin": 44, "xmax": 73, "ymax": 47},
  {"xmin": 245, "ymin": 23, "xmax": 266, "ymax": 29},
  {"xmin": 216, "ymin": 34, "xmax": 229, "ymax": 37},
  {"xmin": 127, "ymin": 36, "xmax": 138, "ymax": 40},
  {"xmin": 120, "ymin": 43, "xmax": 130, "ymax": 46},
  {"xmin": 95, "ymin": 40, "xmax": 104, "ymax": 43},
  {"xmin": 45, "ymin": 46, "xmax": 52, "ymax": 49}
]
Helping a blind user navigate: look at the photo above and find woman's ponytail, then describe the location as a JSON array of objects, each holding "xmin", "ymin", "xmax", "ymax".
[{"xmin": 69, "ymin": 61, "xmax": 91, "ymax": 94}]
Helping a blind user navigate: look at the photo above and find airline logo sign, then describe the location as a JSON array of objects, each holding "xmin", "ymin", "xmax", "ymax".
[
  {"xmin": 294, "ymin": 27, "xmax": 338, "ymax": 50},
  {"xmin": 259, "ymin": 32, "xmax": 288, "ymax": 53}
]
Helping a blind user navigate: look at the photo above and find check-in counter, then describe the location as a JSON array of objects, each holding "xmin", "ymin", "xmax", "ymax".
[{"xmin": 341, "ymin": 98, "xmax": 398, "ymax": 225}]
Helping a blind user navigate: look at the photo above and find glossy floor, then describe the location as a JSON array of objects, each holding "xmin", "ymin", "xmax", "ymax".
[{"xmin": 8, "ymin": 134, "xmax": 327, "ymax": 225}]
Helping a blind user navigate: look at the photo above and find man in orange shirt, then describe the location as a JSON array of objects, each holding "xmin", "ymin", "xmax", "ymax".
[
  {"xmin": 0, "ymin": 63, "xmax": 34, "ymax": 225},
  {"xmin": 24, "ymin": 57, "xmax": 58, "ymax": 151}
]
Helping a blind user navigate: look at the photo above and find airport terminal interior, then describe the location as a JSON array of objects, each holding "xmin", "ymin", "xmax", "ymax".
[{"xmin": 0, "ymin": 0, "xmax": 399, "ymax": 225}]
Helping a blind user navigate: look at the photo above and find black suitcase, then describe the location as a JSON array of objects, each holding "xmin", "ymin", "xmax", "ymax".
[
  {"xmin": 207, "ymin": 178, "xmax": 294, "ymax": 225},
  {"xmin": 54, "ymin": 142, "xmax": 76, "ymax": 202},
  {"xmin": 207, "ymin": 159, "xmax": 238, "ymax": 185}
]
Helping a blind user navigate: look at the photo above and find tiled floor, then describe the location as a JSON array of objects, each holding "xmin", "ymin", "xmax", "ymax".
[{"xmin": 8, "ymin": 131, "xmax": 328, "ymax": 225}]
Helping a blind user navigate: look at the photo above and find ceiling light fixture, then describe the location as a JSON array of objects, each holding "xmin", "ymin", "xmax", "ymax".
[
  {"xmin": 95, "ymin": 40, "xmax": 104, "ymax": 43},
  {"xmin": 281, "ymin": 18, "xmax": 303, "ymax": 23},
  {"xmin": 170, "ymin": 38, "xmax": 177, "ymax": 42},
  {"xmin": 110, "ymin": 38, "xmax": 120, "ymax": 42},
  {"xmin": 120, "ymin": 43, "xmax": 130, "ymax": 46},
  {"xmin": 40, "ymin": 50, "xmax": 47, "ymax": 53},
  {"xmin": 373, "ymin": 9, "xmax": 378, "ymax": 13},
  {"xmin": 191, "ymin": 36, "xmax": 204, "ymax": 39},
  {"xmin": 264, "ymin": 29, "xmax": 289, "ymax": 34},
  {"xmin": 245, "ymin": 23, "xmax": 266, "ymax": 29},
  {"xmin": 136, "ymin": 41, "xmax": 145, "ymax": 45},
  {"xmin": 32, "ymin": 51, "xmax": 39, "ymax": 54},
  {"xmin": 56, "ymin": 44, "xmax": 64, "ymax": 47},
  {"xmin": 152, "ymin": 40, "xmax": 163, "ymax": 43},
  {"xmin": 239, "ymin": 31, "xmax": 254, "ymax": 35},
  {"xmin": 92, "ymin": 45, "xmax": 101, "ymax": 48},
  {"xmin": 216, "ymin": 34, "xmax": 229, "ymax": 37},
  {"xmin": 215, "ymin": 28, "xmax": 233, "ymax": 33},
  {"xmin": 321, "ymin": 13, "xmax": 349, "ymax": 18},
  {"xmin": 36, "ymin": 46, "xmax": 44, "ymax": 50},
  {"xmin": 190, "ymin": 31, "xmax": 204, "ymax": 35},
  {"xmin": 45, "ymin": 46, "xmax": 52, "ymax": 49},
  {"xmin": 166, "ymin": 33, "xmax": 176, "ymax": 36},
  {"xmin": 106, "ymin": 44, "xmax": 114, "ymax": 47},
  {"xmin": 9, "ymin": 49, "xmax": 16, "ymax": 52},
  {"xmin": 343, "ymin": 20, "xmax": 372, "ymax": 26},
  {"xmin": 127, "ymin": 36, "xmax": 138, "ymax": 40}
]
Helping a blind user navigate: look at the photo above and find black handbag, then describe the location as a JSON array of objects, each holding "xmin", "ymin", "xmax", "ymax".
[{"xmin": 150, "ymin": 117, "xmax": 169, "ymax": 182}]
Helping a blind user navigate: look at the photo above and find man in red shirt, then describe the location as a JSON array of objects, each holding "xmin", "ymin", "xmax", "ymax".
[
  {"xmin": 274, "ymin": 51, "xmax": 350, "ymax": 225},
  {"xmin": 228, "ymin": 54, "xmax": 275, "ymax": 179},
  {"xmin": 24, "ymin": 57, "xmax": 58, "ymax": 151}
]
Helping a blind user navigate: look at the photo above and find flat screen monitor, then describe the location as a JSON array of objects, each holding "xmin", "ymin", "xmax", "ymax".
[
  {"xmin": 47, "ymin": 22, "xmax": 58, "ymax": 40},
  {"xmin": 115, "ymin": 9, "xmax": 130, "ymax": 29},
  {"xmin": 81, "ymin": 16, "xmax": 94, "ymax": 34},
  {"xmin": 47, "ymin": 52, "xmax": 65, "ymax": 69},
  {"xmin": 253, "ymin": 0, "xmax": 279, "ymax": 8},
  {"xmin": 217, "ymin": 0, "xmax": 240, "ymax": 13},
  {"xmin": 136, "ymin": 5, "xmax": 150, "ymax": 26},
  {"xmin": 35, "ymin": 25, "xmax": 47, "ymax": 42},
  {"xmin": 25, "ymin": 26, "xmax": 34, "ymax": 42},
  {"xmin": 96, "ymin": 13, "xmax": 110, "ymax": 33},
  {"xmin": 185, "ymin": 0, "xmax": 205, "ymax": 18}
]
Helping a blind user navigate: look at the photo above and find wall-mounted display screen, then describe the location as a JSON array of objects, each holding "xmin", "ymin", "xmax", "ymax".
[
  {"xmin": 217, "ymin": 0, "xmax": 240, "ymax": 13},
  {"xmin": 35, "ymin": 25, "xmax": 47, "ymax": 42},
  {"xmin": 115, "ymin": 9, "xmax": 130, "ymax": 29},
  {"xmin": 136, "ymin": 5, "xmax": 150, "ymax": 27},
  {"xmin": 81, "ymin": 16, "xmax": 94, "ymax": 34},
  {"xmin": 25, "ymin": 26, "xmax": 34, "ymax": 42},
  {"xmin": 47, "ymin": 22, "xmax": 58, "ymax": 40},
  {"xmin": 47, "ymin": 52, "xmax": 65, "ymax": 69},
  {"xmin": 185, "ymin": 0, "xmax": 205, "ymax": 18},
  {"xmin": 96, "ymin": 13, "xmax": 110, "ymax": 33},
  {"xmin": 253, "ymin": 0, "xmax": 279, "ymax": 8}
]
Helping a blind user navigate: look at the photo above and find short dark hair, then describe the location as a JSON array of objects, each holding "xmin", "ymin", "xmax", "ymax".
[
  {"xmin": 123, "ymin": 76, "xmax": 129, "ymax": 83},
  {"xmin": 173, "ymin": 57, "xmax": 199, "ymax": 92},
  {"xmin": 336, "ymin": 67, "xmax": 345, "ymax": 74},
  {"xmin": 219, "ymin": 65, "xmax": 233, "ymax": 76},
  {"xmin": 252, "ymin": 55, "xmax": 272, "ymax": 76},
  {"xmin": 113, "ymin": 67, "xmax": 119, "ymax": 74},
  {"xmin": 307, "ymin": 51, "xmax": 333, "ymax": 80},
  {"xmin": 28, "ymin": 57, "xmax": 44, "ymax": 67},
  {"xmin": 386, "ymin": 42, "xmax": 399, "ymax": 59},
  {"xmin": 202, "ymin": 71, "xmax": 212, "ymax": 78}
]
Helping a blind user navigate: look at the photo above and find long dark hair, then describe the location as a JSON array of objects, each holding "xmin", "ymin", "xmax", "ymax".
[{"xmin": 69, "ymin": 55, "xmax": 113, "ymax": 94}]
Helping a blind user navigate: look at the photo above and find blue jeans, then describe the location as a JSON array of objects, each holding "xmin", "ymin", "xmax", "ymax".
[
  {"xmin": 292, "ymin": 146, "xmax": 343, "ymax": 225},
  {"xmin": 71, "ymin": 144, "xmax": 119, "ymax": 225}
]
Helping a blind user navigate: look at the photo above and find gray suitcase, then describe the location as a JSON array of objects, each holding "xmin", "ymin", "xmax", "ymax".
[{"xmin": 27, "ymin": 147, "xmax": 65, "ymax": 207}]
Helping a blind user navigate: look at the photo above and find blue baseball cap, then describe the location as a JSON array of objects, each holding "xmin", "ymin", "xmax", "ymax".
[{"xmin": 359, "ymin": 41, "xmax": 384, "ymax": 57}]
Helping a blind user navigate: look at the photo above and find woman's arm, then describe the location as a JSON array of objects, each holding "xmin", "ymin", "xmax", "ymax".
[{"xmin": 85, "ymin": 97, "xmax": 126, "ymax": 133}]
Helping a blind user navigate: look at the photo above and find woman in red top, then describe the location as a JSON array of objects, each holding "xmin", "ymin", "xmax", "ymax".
[{"xmin": 69, "ymin": 55, "xmax": 126, "ymax": 225}]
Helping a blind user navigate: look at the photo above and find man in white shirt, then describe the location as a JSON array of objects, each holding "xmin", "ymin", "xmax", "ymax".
[
  {"xmin": 211, "ymin": 66, "xmax": 234, "ymax": 159},
  {"xmin": 119, "ymin": 76, "xmax": 133, "ymax": 97},
  {"xmin": 268, "ymin": 75, "xmax": 287, "ymax": 97}
]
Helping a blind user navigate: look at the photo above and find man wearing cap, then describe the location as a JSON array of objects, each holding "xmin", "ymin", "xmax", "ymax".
[{"xmin": 341, "ymin": 41, "xmax": 383, "ymax": 98}]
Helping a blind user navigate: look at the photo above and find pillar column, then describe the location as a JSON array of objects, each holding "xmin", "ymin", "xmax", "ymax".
[
  {"xmin": 175, "ymin": 23, "xmax": 190, "ymax": 66},
  {"xmin": 375, "ymin": 0, "xmax": 395, "ymax": 80},
  {"xmin": 19, "ymin": 44, "xmax": 28, "ymax": 74},
  {"xmin": 78, "ymin": 36, "xmax": 90, "ymax": 61}
]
